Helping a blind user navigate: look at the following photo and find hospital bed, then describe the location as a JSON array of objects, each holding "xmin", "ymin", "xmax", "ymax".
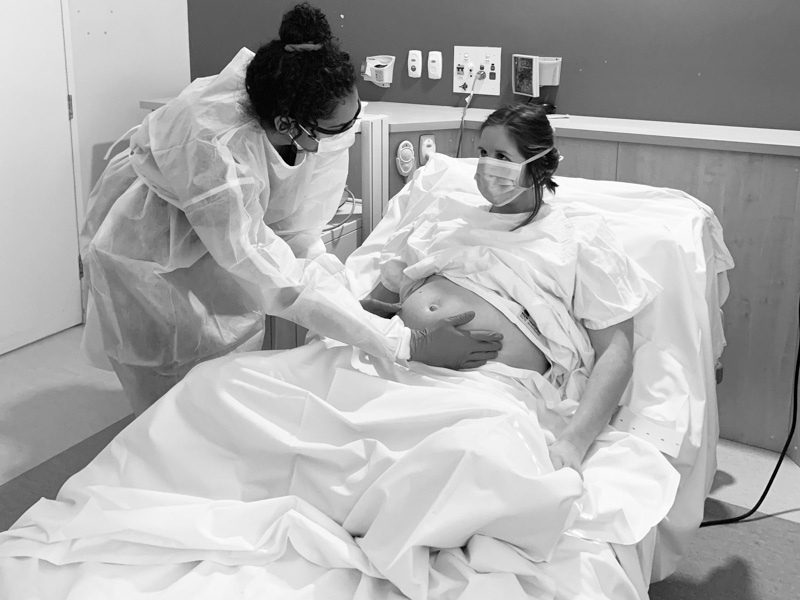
[
  {"xmin": 0, "ymin": 153, "xmax": 732, "ymax": 598},
  {"xmin": 346, "ymin": 154, "xmax": 733, "ymax": 595}
]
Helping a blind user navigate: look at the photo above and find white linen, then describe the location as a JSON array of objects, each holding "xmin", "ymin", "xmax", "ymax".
[
  {"xmin": 0, "ymin": 341, "xmax": 678, "ymax": 599},
  {"xmin": 348, "ymin": 157, "xmax": 661, "ymax": 406},
  {"xmin": 345, "ymin": 154, "xmax": 733, "ymax": 583},
  {"xmin": 0, "ymin": 154, "xmax": 731, "ymax": 598}
]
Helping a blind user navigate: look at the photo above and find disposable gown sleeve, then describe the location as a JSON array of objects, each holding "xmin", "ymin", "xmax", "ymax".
[
  {"xmin": 151, "ymin": 139, "xmax": 406, "ymax": 360},
  {"xmin": 343, "ymin": 177, "xmax": 426, "ymax": 299},
  {"xmin": 573, "ymin": 215, "xmax": 662, "ymax": 330}
]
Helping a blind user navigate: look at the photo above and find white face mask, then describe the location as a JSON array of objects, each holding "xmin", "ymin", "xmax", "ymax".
[
  {"xmin": 474, "ymin": 146, "xmax": 553, "ymax": 207},
  {"xmin": 316, "ymin": 126, "xmax": 358, "ymax": 154}
]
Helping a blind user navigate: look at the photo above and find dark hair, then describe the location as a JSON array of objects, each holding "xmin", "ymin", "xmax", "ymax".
[
  {"xmin": 244, "ymin": 3, "xmax": 356, "ymax": 129},
  {"xmin": 480, "ymin": 103, "xmax": 561, "ymax": 229}
]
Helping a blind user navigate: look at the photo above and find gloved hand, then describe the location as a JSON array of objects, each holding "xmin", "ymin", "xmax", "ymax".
[
  {"xmin": 360, "ymin": 298, "xmax": 402, "ymax": 318},
  {"xmin": 409, "ymin": 311, "xmax": 503, "ymax": 370}
]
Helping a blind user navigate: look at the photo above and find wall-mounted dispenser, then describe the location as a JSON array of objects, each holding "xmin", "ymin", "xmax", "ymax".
[
  {"xmin": 361, "ymin": 55, "xmax": 396, "ymax": 88},
  {"xmin": 539, "ymin": 57, "xmax": 562, "ymax": 87}
]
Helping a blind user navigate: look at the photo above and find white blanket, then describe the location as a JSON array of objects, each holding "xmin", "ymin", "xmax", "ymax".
[
  {"xmin": 0, "ymin": 154, "xmax": 731, "ymax": 598},
  {"xmin": 0, "ymin": 341, "xmax": 678, "ymax": 599},
  {"xmin": 347, "ymin": 154, "xmax": 732, "ymax": 585}
]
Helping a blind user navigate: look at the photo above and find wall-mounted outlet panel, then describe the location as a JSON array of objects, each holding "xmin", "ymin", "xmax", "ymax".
[
  {"xmin": 453, "ymin": 46, "xmax": 501, "ymax": 96},
  {"xmin": 419, "ymin": 134, "xmax": 436, "ymax": 165}
]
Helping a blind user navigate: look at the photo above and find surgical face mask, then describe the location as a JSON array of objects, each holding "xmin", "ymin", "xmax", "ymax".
[
  {"xmin": 316, "ymin": 126, "xmax": 357, "ymax": 154},
  {"xmin": 474, "ymin": 146, "xmax": 553, "ymax": 207}
]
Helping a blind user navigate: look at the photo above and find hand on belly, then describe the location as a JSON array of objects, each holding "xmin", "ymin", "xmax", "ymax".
[{"xmin": 397, "ymin": 276, "xmax": 549, "ymax": 373}]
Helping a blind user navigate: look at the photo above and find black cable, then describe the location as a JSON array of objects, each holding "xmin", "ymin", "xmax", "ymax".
[{"xmin": 700, "ymin": 294, "xmax": 799, "ymax": 527}]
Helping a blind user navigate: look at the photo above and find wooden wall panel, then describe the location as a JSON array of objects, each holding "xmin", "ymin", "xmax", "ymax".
[
  {"xmin": 616, "ymin": 143, "xmax": 800, "ymax": 452},
  {"xmin": 791, "ymin": 180, "xmax": 800, "ymax": 465},
  {"xmin": 378, "ymin": 128, "xmax": 799, "ymax": 454},
  {"xmin": 555, "ymin": 138, "xmax": 618, "ymax": 181}
]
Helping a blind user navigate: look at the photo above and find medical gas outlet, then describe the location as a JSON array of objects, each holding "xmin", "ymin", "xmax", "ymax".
[{"xmin": 453, "ymin": 46, "xmax": 501, "ymax": 96}]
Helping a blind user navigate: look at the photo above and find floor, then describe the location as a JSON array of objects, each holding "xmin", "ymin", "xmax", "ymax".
[
  {"xmin": 1, "ymin": 325, "xmax": 799, "ymax": 526},
  {"xmin": 0, "ymin": 326, "xmax": 131, "ymax": 487}
]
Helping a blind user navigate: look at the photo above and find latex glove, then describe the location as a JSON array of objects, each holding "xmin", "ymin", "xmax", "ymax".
[
  {"xmin": 360, "ymin": 298, "xmax": 402, "ymax": 318},
  {"xmin": 548, "ymin": 438, "xmax": 584, "ymax": 474},
  {"xmin": 409, "ymin": 311, "xmax": 503, "ymax": 370}
]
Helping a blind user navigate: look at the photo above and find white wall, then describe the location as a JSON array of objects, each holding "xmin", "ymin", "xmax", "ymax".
[{"xmin": 68, "ymin": 0, "xmax": 191, "ymax": 218}]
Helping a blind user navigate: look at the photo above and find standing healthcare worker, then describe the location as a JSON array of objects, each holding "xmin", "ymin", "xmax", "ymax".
[{"xmin": 81, "ymin": 3, "xmax": 502, "ymax": 416}]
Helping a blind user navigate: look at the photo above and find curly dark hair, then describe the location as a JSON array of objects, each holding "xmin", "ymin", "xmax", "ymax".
[
  {"xmin": 244, "ymin": 3, "xmax": 356, "ymax": 130},
  {"xmin": 480, "ymin": 103, "xmax": 561, "ymax": 229}
]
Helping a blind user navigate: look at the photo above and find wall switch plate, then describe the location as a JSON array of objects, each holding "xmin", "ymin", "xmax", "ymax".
[
  {"xmin": 408, "ymin": 50, "xmax": 422, "ymax": 78},
  {"xmin": 453, "ymin": 46, "xmax": 501, "ymax": 96},
  {"xmin": 427, "ymin": 50, "xmax": 442, "ymax": 79}
]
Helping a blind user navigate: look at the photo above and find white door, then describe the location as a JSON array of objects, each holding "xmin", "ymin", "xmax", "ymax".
[{"xmin": 0, "ymin": 0, "xmax": 82, "ymax": 355}]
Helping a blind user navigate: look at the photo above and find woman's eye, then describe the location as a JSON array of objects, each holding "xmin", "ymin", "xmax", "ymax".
[{"xmin": 479, "ymin": 149, "xmax": 487, "ymax": 157}]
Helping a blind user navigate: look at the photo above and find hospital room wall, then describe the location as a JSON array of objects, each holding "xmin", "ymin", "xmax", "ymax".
[
  {"xmin": 187, "ymin": 0, "xmax": 800, "ymax": 131},
  {"xmin": 382, "ymin": 126, "xmax": 800, "ymax": 460},
  {"xmin": 551, "ymin": 138, "xmax": 800, "ymax": 463}
]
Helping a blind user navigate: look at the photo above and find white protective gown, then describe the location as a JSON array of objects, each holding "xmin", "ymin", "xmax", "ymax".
[{"xmin": 80, "ymin": 48, "xmax": 406, "ymax": 400}]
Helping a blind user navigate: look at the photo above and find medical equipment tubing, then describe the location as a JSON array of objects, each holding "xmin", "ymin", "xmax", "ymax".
[
  {"xmin": 322, "ymin": 186, "xmax": 357, "ymax": 234},
  {"xmin": 456, "ymin": 70, "xmax": 486, "ymax": 158},
  {"xmin": 701, "ymin": 294, "xmax": 799, "ymax": 528}
]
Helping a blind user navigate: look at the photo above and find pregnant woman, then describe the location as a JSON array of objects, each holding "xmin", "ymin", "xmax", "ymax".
[{"xmin": 359, "ymin": 103, "xmax": 660, "ymax": 472}]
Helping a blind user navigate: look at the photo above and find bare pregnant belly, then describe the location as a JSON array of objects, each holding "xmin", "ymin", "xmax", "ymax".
[{"xmin": 397, "ymin": 276, "xmax": 549, "ymax": 373}]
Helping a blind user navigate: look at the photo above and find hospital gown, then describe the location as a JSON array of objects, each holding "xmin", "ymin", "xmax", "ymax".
[{"xmin": 347, "ymin": 158, "xmax": 662, "ymax": 405}]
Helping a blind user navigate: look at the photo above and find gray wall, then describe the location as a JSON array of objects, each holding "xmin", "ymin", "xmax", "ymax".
[{"xmin": 188, "ymin": 0, "xmax": 800, "ymax": 130}]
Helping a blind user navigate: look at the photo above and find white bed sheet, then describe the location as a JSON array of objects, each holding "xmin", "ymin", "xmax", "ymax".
[
  {"xmin": 0, "ymin": 155, "xmax": 732, "ymax": 599},
  {"xmin": 0, "ymin": 340, "xmax": 677, "ymax": 599},
  {"xmin": 345, "ymin": 154, "xmax": 733, "ymax": 586}
]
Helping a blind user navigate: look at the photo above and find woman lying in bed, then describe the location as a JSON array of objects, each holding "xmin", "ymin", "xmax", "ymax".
[{"xmin": 356, "ymin": 103, "xmax": 660, "ymax": 473}]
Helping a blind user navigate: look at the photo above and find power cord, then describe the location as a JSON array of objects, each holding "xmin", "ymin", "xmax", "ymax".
[
  {"xmin": 700, "ymin": 294, "xmax": 799, "ymax": 527},
  {"xmin": 322, "ymin": 186, "xmax": 356, "ymax": 234},
  {"xmin": 456, "ymin": 70, "xmax": 486, "ymax": 158}
]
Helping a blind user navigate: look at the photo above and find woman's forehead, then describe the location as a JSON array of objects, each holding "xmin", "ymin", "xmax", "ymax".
[{"xmin": 479, "ymin": 125, "xmax": 521, "ymax": 156}]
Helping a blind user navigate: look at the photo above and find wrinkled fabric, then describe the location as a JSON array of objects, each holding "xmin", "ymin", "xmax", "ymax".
[
  {"xmin": 346, "ymin": 154, "xmax": 733, "ymax": 583},
  {"xmin": 0, "ymin": 340, "xmax": 678, "ymax": 599},
  {"xmin": 0, "ymin": 154, "xmax": 733, "ymax": 597},
  {"xmin": 346, "ymin": 155, "xmax": 661, "ymax": 402},
  {"xmin": 80, "ymin": 48, "xmax": 406, "ymax": 392}
]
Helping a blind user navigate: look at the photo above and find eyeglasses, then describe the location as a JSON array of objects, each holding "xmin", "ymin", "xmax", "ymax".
[
  {"xmin": 306, "ymin": 100, "xmax": 362, "ymax": 136},
  {"xmin": 289, "ymin": 101, "xmax": 362, "ymax": 153}
]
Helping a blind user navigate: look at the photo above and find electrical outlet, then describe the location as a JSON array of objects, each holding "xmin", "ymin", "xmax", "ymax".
[
  {"xmin": 419, "ymin": 134, "xmax": 436, "ymax": 166},
  {"xmin": 453, "ymin": 46, "xmax": 501, "ymax": 96}
]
